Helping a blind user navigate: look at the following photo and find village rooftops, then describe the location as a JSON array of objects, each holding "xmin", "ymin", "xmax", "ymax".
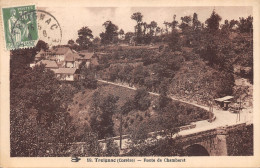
[
  {"xmin": 34, "ymin": 49, "xmax": 53, "ymax": 59},
  {"xmin": 53, "ymin": 68, "xmax": 78, "ymax": 74},
  {"xmin": 64, "ymin": 53, "xmax": 79, "ymax": 61},
  {"xmin": 50, "ymin": 47, "xmax": 71, "ymax": 55},
  {"xmin": 78, "ymin": 51, "xmax": 94, "ymax": 60},
  {"xmin": 35, "ymin": 49, "xmax": 45, "ymax": 58},
  {"xmin": 36, "ymin": 60, "xmax": 58, "ymax": 69}
]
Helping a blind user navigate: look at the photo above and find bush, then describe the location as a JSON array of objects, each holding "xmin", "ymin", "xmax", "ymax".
[
  {"xmin": 104, "ymin": 138, "xmax": 120, "ymax": 156},
  {"xmin": 226, "ymin": 125, "xmax": 253, "ymax": 156},
  {"xmin": 133, "ymin": 88, "xmax": 151, "ymax": 111}
]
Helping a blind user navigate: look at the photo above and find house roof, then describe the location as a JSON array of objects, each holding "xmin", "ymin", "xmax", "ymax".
[
  {"xmin": 51, "ymin": 47, "xmax": 71, "ymax": 55},
  {"xmin": 57, "ymin": 61, "xmax": 65, "ymax": 68},
  {"xmin": 35, "ymin": 49, "xmax": 45, "ymax": 58},
  {"xmin": 53, "ymin": 68, "xmax": 77, "ymax": 74},
  {"xmin": 215, "ymin": 96, "xmax": 234, "ymax": 102},
  {"xmin": 36, "ymin": 60, "xmax": 58, "ymax": 68},
  {"xmin": 48, "ymin": 56, "xmax": 57, "ymax": 60},
  {"xmin": 64, "ymin": 53, "xmax": 80, "ymax": 61},
  {"xmin": 78, "ymin": 51, "xmax": 94, "ymax": 60}
]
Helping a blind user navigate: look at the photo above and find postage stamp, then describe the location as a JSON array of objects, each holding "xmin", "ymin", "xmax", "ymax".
[{"xmin": 2, "ymin": 5, "xmax": 38, "ymax": 50}]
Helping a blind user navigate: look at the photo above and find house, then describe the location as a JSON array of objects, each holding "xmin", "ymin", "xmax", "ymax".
[
  {"xmin": 53, "ymin": 68, "xmax": 79, "ymax": 81},
  {"xmin": 34, "ymin": 47, "xmax": 75, "ymax": 63},
  {"xmin": 215, "ymin": 96, "xmax": 234, "ymax": 110},
  {"xmin": 34, "ymin": 60, "xmax": 59, "ymax": 71},
  {"xmin": 78, "ymin": 51, "xmax": 94, "ymax": 68},
  {"xmin": 56, "ymin": 61, "xmax": 65, "ymax": 68},
  {"xmin": 64, "ymin": 53, "xmax": 79, "ymax": 68},
  {"xmin": 49, "ymin": 47, "xmax": 73, "ymax": 62},
  {"xmin": 34, "ymin": 49, "xmax": 52, "ymax": 62}
]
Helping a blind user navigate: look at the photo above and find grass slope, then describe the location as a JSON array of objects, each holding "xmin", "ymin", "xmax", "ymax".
[{"xmin": 68, "ymin": 82, "xmax": 209, "ymax": 140}]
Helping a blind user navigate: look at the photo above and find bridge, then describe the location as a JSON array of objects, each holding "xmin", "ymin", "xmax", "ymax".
[
  {"xmin": 176, "ymin": 123, "xmax": 251, "ymax": 156},
  {"xmin": 73, "ymin": 122, "xmax": 252, "ymax": 156}
]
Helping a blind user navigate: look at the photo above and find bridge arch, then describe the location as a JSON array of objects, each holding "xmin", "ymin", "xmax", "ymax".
[{"xmin": 185, "ymin": 144, "xmax": 210, "ymax": 156}]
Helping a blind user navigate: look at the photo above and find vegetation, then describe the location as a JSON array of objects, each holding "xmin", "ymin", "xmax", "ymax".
[
  {"xmin": 100, "ymin": 21, "xmax": 119, "ymax": 45},
  {"xmin": 226, "ymin": 124, "xmax": 253, "ymax": 156},
  {"xmin": 125, "ymin": 136, "xmax": 184, "ymax": 156},
  {"xmin": 68, "ymin": 83, "xmax": 209, "ymax": 141},
  {"xmin": 10, "ymin": 50, "xmax": 76, "ymax": 156},
  {"xmin": 89, "ymin": 92, "xmax": 119, "ymax": 139},
  {"xmin": 76, "ymin": 26, "xmax": 94, "ymax": 50}
]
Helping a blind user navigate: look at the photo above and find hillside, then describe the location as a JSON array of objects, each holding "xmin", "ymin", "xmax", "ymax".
[{"xmin": 68, "ymin": 82, "xmax": 209, "ymax": 141}]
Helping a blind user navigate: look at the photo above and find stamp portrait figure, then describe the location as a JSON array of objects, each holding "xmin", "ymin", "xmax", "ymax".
[{"xmin": 7, "ymin": 8, "xmax": 30, "ymax": 44}]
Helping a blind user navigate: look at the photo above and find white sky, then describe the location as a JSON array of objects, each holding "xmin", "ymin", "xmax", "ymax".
[{"xmin": 43, "ymin": 6, "xmax": 252, "ymax": 44}]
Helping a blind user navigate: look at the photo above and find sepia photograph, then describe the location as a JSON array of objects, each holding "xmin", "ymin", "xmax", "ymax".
[{"xmin": 0, "ymin": 0, "xmax": 259, "ymax": 167}]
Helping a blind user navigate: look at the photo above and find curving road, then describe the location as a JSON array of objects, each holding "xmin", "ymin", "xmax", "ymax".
[{"xmin": 97, "ymin": 79, "xmax": 253, "ymax": 148}]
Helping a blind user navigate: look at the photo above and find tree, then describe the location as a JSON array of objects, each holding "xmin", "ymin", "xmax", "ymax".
[
  {"xmin": 132, "ymin": 65, "xmax": 149, "ymax": 86},
  {"xmin": 80, "ymin": 132, "xmax": 104, "ymax": 156},
  {"xmin": 163, "ymin": 21, "xmax": 170, "ymax": 34},
  {"xmin": 170, "ymin": 14, "xmax": 178, "ymax": 32},
  {"xmin": 67, "ymin": 39, "xmax": 75, "ymax": 45},
  {"xmin": 229, "ymin": 19, "xmax": 239, "ymax": 31},
  {"xmin": 118, "ymin": 65, "xmax": 134, "ymax": 83},
  {"xmin": 141, "ymin": 22, "xmax": 148, "ymax": 35},
  {"xmin": 92, "ymin": 36, "xmax": 101, "ymax": 49},
  {"xmin": 76, "ymin": 26, "xmax": 94, "ymax": 50},
  {"xmin": 192, "ymin": 13, "xmax": 201, "ymax": 30},
  {"xmin": 10, "ymin": 63, "xmax": 75, "ymax": 156},
  {"xmin": 124, "ymin": 32, "xmax": 135, "ymax": 43},
  {"xmin": 155, "ymin": 27, "xmax": 161, "ymax": 36},
  {"xmin": 221, "ymin": 20, "xmax": 230, "ymax": 35},
  {"xmin": 118, "ymin": 29, "xmax": 125, "ymax": 39},
  {"xmin": 148, "ymin": 21, "xmax": 158, "ymax": 35},
  {"xmin": 100, "ymin": 21, "xmax": 119, "ymax": 45},
  {"xmin": 129, "ymin": 122, "xmax": 150, "ymax": 145},
  {"xmin": 179, "ymin": 16, "xmax": 192, "ymax": 32},
  {"xmin": 78, "ymin": 66, "xmax": 97, "ymax": 89},
  {"xmin": 126, "ymin": 118, "xmax": 184, "ymax": 156},
  {"xmin": 67, "ymin": 39, "xmax": 80, "ymax": 51},
  {"xmin": 104, "ymin": 138, "xmax": 120, "ymax": 156},
  {"xmin": 108, "ymin": 65, "xmax": 121, "ymax": 82},
  {"xmin": 168, "ymin": 30, "xmax": 181, "ymax": 51},
  {"xmin": 126, "ymin": 136, "xmax": 184, "ymax": 156},
  {"xmin": 238, "ymin": 16, "xmax": 253, "ymax": 33},
  {"xmin": 205, "ymin": 10, "xmax": 222, "ymax": 32},
  {"xmin": 157, "ymin": 101, "xmax": 182, "ymax": 137},
  {"xmin": 93, "ymin": 37, "xmax": 101, "ymax": 44},
  {"xmin": 35, "ymin": 40, "xmax": 49, "ymax": 52},
  {"xmin": 131, "ymin": 12, "xmax": 143, "ymax": 43},
  {"xmin": 131, "ymin": 12, "xmax": 143, "ymax": 24},
  {"xmin": 157, "ymin": 80, "xmax": 172, "ymax": 109},
  {"xmin": 89, "ymin": 92, "xmax": 119, "ymax": 139},
  {"xmin": 119, "ymin": 99, "xmax": 134, "ymax": 149},
  {"xmin": 133, "ymin": 88, "xmax": 151, "ymax": 111}
]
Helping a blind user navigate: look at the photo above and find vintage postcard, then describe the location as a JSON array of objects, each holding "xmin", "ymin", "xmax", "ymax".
[{"xmin": 0, "ymin": 0, "xmax": 260, "ymax": 167}]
